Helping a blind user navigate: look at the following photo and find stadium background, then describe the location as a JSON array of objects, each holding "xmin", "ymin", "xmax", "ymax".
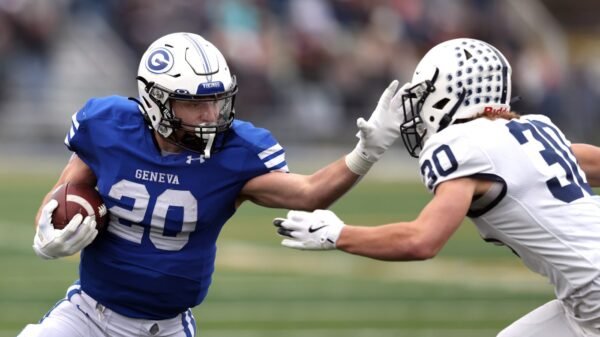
[{"xmin": 0, "ymin": 0, "xmax": 599, "ymax": 336}]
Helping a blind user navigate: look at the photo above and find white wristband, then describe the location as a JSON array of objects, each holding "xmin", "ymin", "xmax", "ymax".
[{"xmin": 345, "ymin": 148, "xmax": 374, "ymax": 176}]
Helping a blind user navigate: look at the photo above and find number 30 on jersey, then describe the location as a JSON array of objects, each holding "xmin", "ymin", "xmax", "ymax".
[{"xmin": 420, "ymin": 144, "xmax": 459, "ymax": 191}]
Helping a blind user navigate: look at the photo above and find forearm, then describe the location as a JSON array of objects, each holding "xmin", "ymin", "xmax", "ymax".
[
  {"xmin": 241, "ymin": 157, "xmax": 361, "ymax": 210},
  {"xmin": 34, "ymin": 192, "xmax": 55, "ymax": 228},
  {"xmin": 35, "ymin": 174, "xmax": 67, "ymax": 228},
  {"xmin": 336, "ymin": 222, "xmax": 428, "ymax": 261},
  {"xmin": 303, "ymin": 157, "xmax": 362, "ymax": 209},
  {"xmin": 336, "ymin": 180, "xmax": 471, "ymax": 261},
  {"xmin": 35, "ymin": 154, "xmax": 96, "ymax": 228}
]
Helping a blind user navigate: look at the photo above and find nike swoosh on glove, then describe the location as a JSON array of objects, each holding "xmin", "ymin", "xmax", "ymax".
[{"xmin": 273, "ymin": 209, "xmax": 345, "ymax": 250}]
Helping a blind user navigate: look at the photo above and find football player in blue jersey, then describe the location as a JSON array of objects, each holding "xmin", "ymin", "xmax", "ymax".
[
  {"xmin": 274, "ymin": 38, "xmax": 600, "ymax": 337},
  {"xmin": 19, "ymin": 32, "xmax": 407, "ymax": 337}
]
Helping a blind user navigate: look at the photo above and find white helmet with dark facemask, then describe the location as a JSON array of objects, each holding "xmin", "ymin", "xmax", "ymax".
[
  {"xmin": 135, "ymin": 32, "xmax": 238, "ymax": 158},
  {"xmin": 400, "ymin": 38, "xmax": 512, "ymax": 157}
]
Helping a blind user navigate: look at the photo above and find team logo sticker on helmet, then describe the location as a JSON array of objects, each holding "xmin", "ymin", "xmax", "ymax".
[
  {"xmin": 146, "ymin": 48, "xmax": 174, "ymax": 74},
  {"xmin": 197, "ymin": 82, "xmax": 225, "ymax": 95}
]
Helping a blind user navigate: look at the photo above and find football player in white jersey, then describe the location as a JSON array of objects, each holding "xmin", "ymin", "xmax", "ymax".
[
  {"xmin": 19, "ymin": 33, "xmax": 406, "ymax": 337},
  {"xmin": 274, "ymin": 38, "xmax": 600, "ymax": 337}
]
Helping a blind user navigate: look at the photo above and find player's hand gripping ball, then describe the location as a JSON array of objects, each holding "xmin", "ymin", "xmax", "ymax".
[{"xmin": 51, "ymin": 183, "xmax": 108, "ymax": 231}]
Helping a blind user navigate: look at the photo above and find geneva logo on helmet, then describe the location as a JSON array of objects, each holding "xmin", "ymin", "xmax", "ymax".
[{"xmin": 146, "ymin": 48, "xmax": 174, "ymax": 74}]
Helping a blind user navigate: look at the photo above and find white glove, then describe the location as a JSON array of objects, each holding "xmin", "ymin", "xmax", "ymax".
[
  {"xmin": 345, "ymin": 80, "xmax": 411, "ymax": 175},
  {"xmin": 33, "ymin": 199, "xmax": 98, "ymax": 259},
  {"xmin": 273, "ymin": 209, "xmax": 345, "ymax": 250}
]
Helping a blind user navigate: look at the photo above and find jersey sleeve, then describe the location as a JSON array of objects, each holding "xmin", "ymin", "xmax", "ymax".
[
  {"xmin": 418, "ymin": 128, "xmax": 494, "ymax": 193},
  {"xmin": 63, "ymin": 96, "xmax": 134, "ymax": 172},
  {"xmin": 254, "ymin": 137, "xmax": 289, "ymax": 173},
  {"xmin": 63, "ymin": 98, "xmax": 101, "ymax": 168},
  {"xmin": 230, "ymin": 120, "xmax": 290, "ymax": 181}
]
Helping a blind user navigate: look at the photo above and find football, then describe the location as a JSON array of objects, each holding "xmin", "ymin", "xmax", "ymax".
[{"xmin": 51, "ymin": 182, "xmax": 108, "ymax": 231}]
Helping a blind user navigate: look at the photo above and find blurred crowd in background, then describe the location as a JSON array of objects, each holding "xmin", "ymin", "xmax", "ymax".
[{"xmin": 1, "ymin": 0, "xmax": 599, "ymax": 147}]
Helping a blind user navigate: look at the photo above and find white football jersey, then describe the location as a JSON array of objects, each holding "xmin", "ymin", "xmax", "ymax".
[{"xmin": 419, "ymin": 114, "xmax": 600, "ymax": 300}]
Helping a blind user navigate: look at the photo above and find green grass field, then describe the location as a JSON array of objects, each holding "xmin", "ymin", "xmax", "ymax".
[{"xmin": 0, "ymin": 172, "xmax": 553, "ymax": 337}]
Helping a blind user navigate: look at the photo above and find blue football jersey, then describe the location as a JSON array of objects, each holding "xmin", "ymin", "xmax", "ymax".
[{"xmin": 64, "ymin": 95, "xmax": 289, "ymax": 319}]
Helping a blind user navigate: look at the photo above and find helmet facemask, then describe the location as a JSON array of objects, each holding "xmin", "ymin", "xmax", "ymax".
[
  {"xmin": 400, "ymin": 75, "xmax": 435, "ymax": 158},
  {"xmin": 400, "ymin": 68, "xmax": 467, "ymax": 158},
  {"xmin": 137, "ymin": 76, "xmax": 238, "ymax": 157}
]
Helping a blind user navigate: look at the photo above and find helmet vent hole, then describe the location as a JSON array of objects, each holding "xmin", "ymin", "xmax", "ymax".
[
  {"xmin": 430, "ymin": 116, "xmax": 435, "ymax": 122},
  {"xmin": 172, "ymin": 74, "xmax": 181, "ymax": 78},
  {"xmin": 432, "ymin": 98, "xmax": 450, "ymax": 110}
]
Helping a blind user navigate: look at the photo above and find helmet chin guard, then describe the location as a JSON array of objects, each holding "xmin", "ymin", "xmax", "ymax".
[
  {"xmin": 132, "ymin": 32, "xmax": 238, "ymax": 157},
  {"xmin": 400, "ymin": 38, "xmax": 512, "ymax": 158}
]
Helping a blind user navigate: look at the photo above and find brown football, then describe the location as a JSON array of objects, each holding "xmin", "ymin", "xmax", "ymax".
[{"xmin": 51, "ymin": 182, "xmax": 108, "ymax": 231}]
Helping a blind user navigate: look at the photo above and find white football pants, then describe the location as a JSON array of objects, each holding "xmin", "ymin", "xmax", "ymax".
[
  {"xmin": 498, "ymin": 300, "xmax": 599, "ymax": 337},
  {"xmin": 17, "ymin": 284, "xmax": 196, "ymax": 337}
]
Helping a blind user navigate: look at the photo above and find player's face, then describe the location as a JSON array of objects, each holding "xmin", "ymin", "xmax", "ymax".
[{"xmin": 171, "ymin": 100, "xmax": 219, "ymax": 127}]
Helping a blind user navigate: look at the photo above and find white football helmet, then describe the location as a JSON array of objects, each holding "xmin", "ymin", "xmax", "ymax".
[
  {"xmin": 400, "ymin": 38, "xmax": 512, "ymax": 157},
  {"xmin": 135, "ymin": 32, "xmax": 237, "ymax": 157}
]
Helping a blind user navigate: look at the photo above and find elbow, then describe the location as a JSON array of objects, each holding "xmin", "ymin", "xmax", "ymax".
[{"xmin": 405, "ymin": 237, "xmax": 440, "ymax": 261}]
